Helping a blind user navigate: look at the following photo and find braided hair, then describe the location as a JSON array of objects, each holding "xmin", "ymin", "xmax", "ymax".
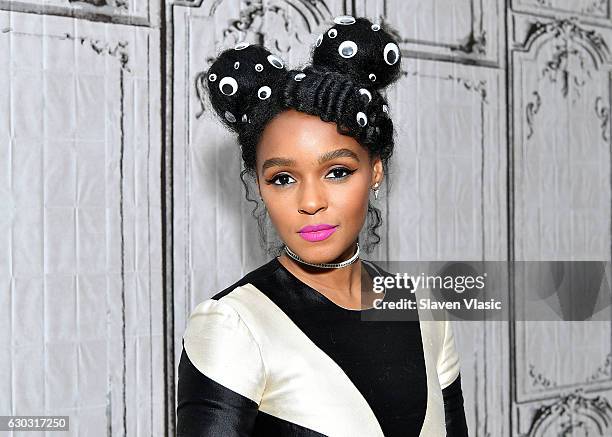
[{"xmin": 203, "ymin": 16, "xmax": 402, "ymax": 255}]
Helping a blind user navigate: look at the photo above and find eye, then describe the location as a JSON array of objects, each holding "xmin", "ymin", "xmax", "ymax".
[
  {"xmin": 234, "ymin": 61, "xmax": 240, "ymax": 69},
  {"xmin": 383, "ymin": 42, "xmax": 400, "ymax": 66},
  {"xmin": 359, "ymin": 88, "xmax": 372, "ymax": 103},
  {"xmin": 356, "ymin": 112, "xmax": 368, "ymax": 127},
  {"xmin": 371, "ymin": 23, "xmax": 381, "ymax": 31},
  {"xmin": 219, "ymin": 76, "xmax": 238, "ymax": 96},
  {"xmin": 268, "ymin": 173, "xmax": 296, "ymax": 186},
  {"xmin": 338, "ymin": 40, "xmax": 358, "ymax": 58},
  {"xmin": 334, "ymin": 15, "xmax": 356, "ymax": 25},
  {"xmin": 325, "ymin": 167, "xmax": 355, "ymax": 180},
  {"xmin": 328, "ymin": 28, "xmax": 337, "ymax": 38},
  {"xmin": 316, "ymin": 33, "xmax": 323, "ymax": 47},
  {"xmin": 258, "ymin": 85, "xmax": 271, "ymax": 100},
  {"xmin": 369, "ymin": 73, "xmax": 377, "ymax": 82},
  {"xmin": 255, "ymin": 63, "xmax": 263, "ymax": 72},
  {"xmin": 208, "ymin": 73, "xmax": 217, "ymax": 82},
  {"xmin": 267, "ymin": 54, "xmax": 284, "ymax": 69}
]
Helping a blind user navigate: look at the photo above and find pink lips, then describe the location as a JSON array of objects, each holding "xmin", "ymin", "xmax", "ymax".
[{"xmin": 298, "ymin": 223, "xmax": 338, "ymax": 242}]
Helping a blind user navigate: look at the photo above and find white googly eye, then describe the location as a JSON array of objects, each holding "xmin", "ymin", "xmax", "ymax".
[
  {"xmin": 234, "ymin": 41, "xmax": 249, "ymax": 50},
  {"xmin": 371, "ymin": 23, "xmax": 381, "ymax": 31},
  {"xmin": 316, "ymin": 33, "xmax": 323, "ymax": 47},
  {"xmin": 328, "ymin": 28, "xmax": 338, "ymax": 39},
  {"xmin": 369, "ymin": 73, "xmax": 377, "ymax": 82},
  {"xmin": 255, "ymin": 63, "xmax": 263, "ymax": 72},
  {"xmin": 294, "ymin": 73, "xmax": 306, "ymax": 81},
  {"xmin": 234, "ymin": 61, "xmax": 240, "ymax": 69},
  {"xmin": 242, "ymin": 114, "xmax": 248, "ymax": 122},
  {"xmin": 219, "ymin": 76, "xmax": 238, "ymax": 96},
  {"xmin": 225, "ymin": 111, "xmax": 236, "ymax": 123},
  {"xmin": 359, "ymin": 88, "xmax": 372, "ymax": 103},
  {"xmin": 267, "ymin": 54, "xmax": 284, "ymax": 69},
  {"xmin": 338, "ymin": 40, "xmax": 358, "ymax": 59},
  {"xmin": 356, "ymin": 112, "xmax": 368, "ymax": 127},
  {"xmin": 382, "ymin": 104, "xmax": 389, "ymax": 113},
  {"xmin": 334, "ymin": 15, "xmax": 356, "ymax": 25},
  {"xmin": 257, "ymin": 85, "xmax": 272, "ymax": 100},
  {"xmin": 383, "ymin": 42, "xmax": 400, "ymax": 66},
  {"xmin": 208, "ymin": 73, "xmax": 217, "ymax": 82}
]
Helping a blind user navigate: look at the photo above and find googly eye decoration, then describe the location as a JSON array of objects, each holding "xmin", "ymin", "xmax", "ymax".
[
  {"xmin": 208, "ymin": 73, "xmax": 217, "ymax": 82},
  {"xmin": 294, "ymin": 73, "xmax": 306, "ymax": 81},
  {"xmin": 219, "ymin": 76, "xmax": 238, "ymax": 96},
  {"xmin": 267, "ymin": 54, "xmax": 284, "ymax": 69},
  {"xmin": 369, "ymin": 73, "xmax": 377, "ymax": 82},
  {"xmin": 371, "ymin": 23, "xmax": 381, "ymax": 31},
  {"xmin": 234, "ymin": 41, "xmax": 249, "ymax": 50},
  {"xmin": 338, "ymin": 40, "xmax": 358, "ymax": 59},
  {"xmin": 225, "ymin": 111, "xmax": 236, "ymax": 123},
  {"xmin": 356, "ymin": 112, "xmax": 368, "ymax": 127},
  {"xmin": 257, "ymin": 86, "xmax": 271, "ymax": 100},
  {"xmin": 316, "ymin": 33, "xmax": 323, "ymax": 47},
  {"xmin": 359, "ymin": 88, "xmax": 372, "ymax": 103},
  {"xmin": 242, "ymin": 114, "xmax": 248, "ymax": 123},
  {"xmin": 383, "ymin": 42, "xmax": 400, "ymax": 66},
  {"xmin": 334, "ymin": 15, "xmax": 356, "ymax": 25},
  {"xmin": 382, "ymin": 104, "xmax": 389, "ymax": 113},
  {"xmin": 255, "ymin": 63, "xmax": 263, "ymax": 72},
  {"xmin": 234, "ymin": 61, "xmax": 240, "ymax": 69},
  {"xmin": 328, "ymin": 28, "xmax": 338, "ymax": 39}
]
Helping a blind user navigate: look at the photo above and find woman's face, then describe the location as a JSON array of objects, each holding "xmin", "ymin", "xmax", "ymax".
[{"xmin": 255, "ymin": 109, "xmax": 383, "ymax": 263}]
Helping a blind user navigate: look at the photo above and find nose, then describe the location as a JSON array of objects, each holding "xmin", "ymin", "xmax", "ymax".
[{"xmin": 298, "ymin": 179, "xmax": 327, "ymax": 215}]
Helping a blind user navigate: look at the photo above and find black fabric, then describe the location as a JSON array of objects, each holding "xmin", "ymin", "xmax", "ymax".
[
  {"xmin": 176, "ymin": 257, "xmax": 469, "ymax": 436},
  {"xmin": 236, "ymin": 258, "xmax": 427, "ymax": 436},
  {"xmin": 441, "ymin": 373, "xmax": 469, "ymax": 436},
  {"xmin": 252, "ymin": 411, "xmax": 328, "ymax": 437},
  {"xmin": 177, "ymin": 343, "xmax": 328, "ymax": 436},
  {"xmin": 176, "ymin": 343, "xmax": 259, "ymax": 437}
]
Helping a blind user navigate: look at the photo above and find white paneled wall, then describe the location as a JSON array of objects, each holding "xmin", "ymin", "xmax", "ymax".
[{"xmin": 0, "ymin": 6, "xmax": 163, "ymax": 437}]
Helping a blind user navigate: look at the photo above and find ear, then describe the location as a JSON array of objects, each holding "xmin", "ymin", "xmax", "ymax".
[{"xmin": 371, "ymin": 155, "xmax": 384, "ymax": 186}]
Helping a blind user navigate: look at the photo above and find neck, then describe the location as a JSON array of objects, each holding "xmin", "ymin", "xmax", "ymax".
[{"xmin": 277, "ymin": 242, "xmax": 365, "ymax": 302}]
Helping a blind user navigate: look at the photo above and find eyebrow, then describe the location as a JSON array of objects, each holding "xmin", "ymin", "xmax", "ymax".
[{"xmin": 261, "ymin": 148, "xmax": 360, "ymax": 171}]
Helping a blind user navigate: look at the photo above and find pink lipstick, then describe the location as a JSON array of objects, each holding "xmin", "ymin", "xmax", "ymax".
[{"xmin": 298, "ymin": 224, "xmax": 338, "ymax": 242}]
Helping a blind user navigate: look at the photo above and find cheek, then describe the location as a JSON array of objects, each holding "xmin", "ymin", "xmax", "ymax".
[{"xmin": 329, "ymin": 178, "xmax": 371, "ymax": 220}]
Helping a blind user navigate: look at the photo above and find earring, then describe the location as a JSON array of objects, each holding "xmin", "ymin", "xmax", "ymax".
[{"xmin": 372, "ymin": 183, "xmax": 380, "ymax": 200}]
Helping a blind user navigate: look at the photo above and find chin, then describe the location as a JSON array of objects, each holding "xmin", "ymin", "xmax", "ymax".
[{"xmin": 291, "ymin": 237, "xmax": 349, "ymax": 262}]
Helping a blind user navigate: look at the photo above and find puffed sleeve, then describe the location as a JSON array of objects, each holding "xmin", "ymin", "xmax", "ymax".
[
  {"xmin": 176, "ymin": 298, "xmax": 267, "ymax": 437},
  {"xmin": 437, "ymin": 319, "xmax": 469, "ymax": 436}
]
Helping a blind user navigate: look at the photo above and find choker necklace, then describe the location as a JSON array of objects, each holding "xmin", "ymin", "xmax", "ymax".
[{"xmin": 284, "ymin": 243, "xmax": 360, "ymax": 269}]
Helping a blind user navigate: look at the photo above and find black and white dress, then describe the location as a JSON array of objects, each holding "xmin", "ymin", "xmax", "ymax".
[{"xmin": 177, "ymin": 257, "xmax": 469, "ymax": 436}]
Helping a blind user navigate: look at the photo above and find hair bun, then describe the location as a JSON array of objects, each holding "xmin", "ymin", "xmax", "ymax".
[
  {"xmin": 206, "ymin": 44, "xmax": 288, "ymax": 131},
  {"xmin": 312, "ymin": 16, "xmax": 401, "ymax": 90}
]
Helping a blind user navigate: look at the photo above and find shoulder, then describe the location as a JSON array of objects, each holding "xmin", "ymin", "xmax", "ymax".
[{"xmin": 183, "ymin": 295, "xmax": 268, "ymax": 403}]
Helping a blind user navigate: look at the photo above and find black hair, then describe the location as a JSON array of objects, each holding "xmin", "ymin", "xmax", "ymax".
[{"xmin": 201, "ymin": 16, "xmax": 402, "ymax": 256}]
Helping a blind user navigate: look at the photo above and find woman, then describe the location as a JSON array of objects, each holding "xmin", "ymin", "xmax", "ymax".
[{"xmin": 177, "ymin": 16, "xmax": 469, "ymax": 436}]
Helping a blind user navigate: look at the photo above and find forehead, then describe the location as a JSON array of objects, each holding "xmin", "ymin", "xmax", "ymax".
[{"xmin": 257, "ymin": 109, "xmax": 364, "ymax": 161}]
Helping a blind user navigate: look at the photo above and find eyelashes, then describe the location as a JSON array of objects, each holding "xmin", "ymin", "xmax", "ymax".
[{"xmin": 266, "ymin": 167, "xmax": 357, "ymax": 186}]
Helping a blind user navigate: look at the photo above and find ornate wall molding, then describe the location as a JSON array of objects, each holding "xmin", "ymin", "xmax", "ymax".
[
  {"xmin": 528, "ymin": 363, "xmax": 558, "ymax": 389},
  {"xmin": 0, "ymin": 0, "xmax": 148, "ymax": 26},
  {"xmin": 68, "ymin": 0, "xmax": 128, "ymax": 9},
  {"xmin": 526, "ymin": 390, "xmax": 612, "ymax": 436},
  {"xmin": 514, "ymin": 0, "xmax": 610, "ymax": 21},
  {"xmin": 399, "ymin": 69, "xmax": 489, "ymax": 103},
  {"xmin": 525, "ymin": 91, "xmax": 541, "ymax": 139},
  {"xmin": 518, "ymin": 17, "xmax": 610, "ymax": 65}
]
